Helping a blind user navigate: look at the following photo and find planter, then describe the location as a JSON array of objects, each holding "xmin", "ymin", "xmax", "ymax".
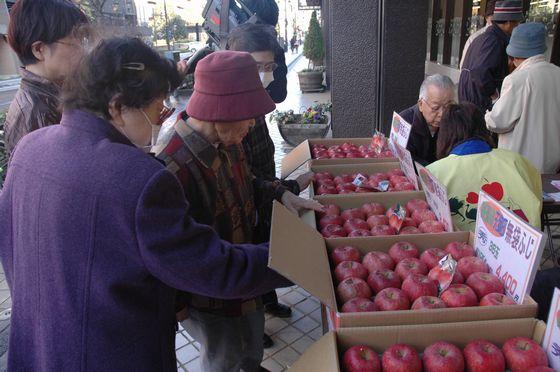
[
  {"xmin": 297, "ymin": 70, "xmax": 324, "ymax": 93},
  {"xmin": 277, "ymin": 114, "xmax": 330, "ymax": 146}
]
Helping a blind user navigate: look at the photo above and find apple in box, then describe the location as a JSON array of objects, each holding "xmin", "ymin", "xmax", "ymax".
[
  {"xmin": 343, "ymin": 218, "xmax": 369, "ymax": 234},
  {"xmin": 502, "ymin": 337, "xmax": 549, "ymax": 372},
  {"xmin": 386, "ymin": 205, "xmax": 410, "ymax": 218},
  {"xmin": 341, "ymin": 208, "xmax": 367, "ymax": 221},
  {"xmin": 395, "ymin": 258, "xmax": 428, "ymax": 281},
  {"xmin": 367, "ymin": 215, "xmax": 389, "ymax": 228},
  {"xmin": 440, "ymin": 284, "xmax": 478, "ymax": 307},
  {"xmin": 318, "ymin": 204, "xmax": 340, "ymax": 218},
  {"xmin": 466, "ymin": 272, "xmax": 504, "ymax": 299},
  {"xmin": 349, "ymin": 229, "xmax": 372, "ymax": 237},
  {"xmin": 387, "ymin": 168, "xmax": 405, "ymax": 177},
  {"xmin": 318, "ymin": 215, "xmax": 344, "ymax": 229},
  {"xmin": 480, "ymin": 292, "xmax": 516, "ymax": 306},
  {"xmin": 321, "ymin": 224, "xmax": 347, "ymax": 238},
  {"xmin": 315, "ymin": 178, "xmax": 336, "ymax": 188},
  {"xmin": 316, "ymin": 184, "xmax": 338, "ymax": 195},
  {"xmin": 343, "ymin": 345, "xmax": 381, "ymax": 372},
  {"xmin": 362, "ymin": 251, "xmax": 395, "ymax": 272},
  {"xmin": 412, "ymin": 209, "xmax": 437, "ymax": 225},
  {"xmin": 388, "ymin": 241, "xmax": 419, "ymax": 264},
  {"xmin": 334, "ymin": 174, "xmax": 354, "ymax": 185},
  {"xmin": 399, "ymin": 226, "xmax": 422, "ymax": 235},
  {"xmin": 406, "ymin": 198, "xmax": 429, "ymax": 214},
  {"xmin": 314, "ymin": 171, "xmax": 332, "ymax": 181},
  {"xmin": 337, "ymin": 277, "xmax": 372, "ymax": 303},
  {"xmin": 367, "ymin": 269, "xmax": 401, "ymax": 293},
  {"xmin": 419, "ymin": 220, "xmax": 446, "ymax": 233},
  {"xmin": 401, "ymin": 274, "xmax": 438, "ymax": 302},
  {"xmin": 362, "ymin": 202, "xmax": 387, "ymax": 217},
  {"xmin": 374, "ymin": 288, "xmax": 410, "ymax": 311},
  {"xmin": 428, "ymin": 265, "xmax": 465, "ymax": 285},
  {"xmin": 411, "ymin": 296, "xmax": 446, "ymax": 310},
  {"xmin": 334, "ymin": 261, "xmax": 368, "ymax": 282},
  {"xmin": 337, "ymin": 183, "xmax": 357, "ymax": 193},
  {"xmin": 389, "ymin": 175, "xmax": 409, "ymax": 187},
  {"xmin": 381, "ymin": 344, "xmax": 422, "ymax": 372},
  {"xmin": 423, "ymin": 341, "xmax": 465, "ymax": 372},
  {"xmin": 420, "ymin": 247, "xmax": 447, "ymax": 269},
  {"xmin": 341, "ymin": 297, "xmax": 377, "ymax": 313},
  {"xmin": 445, "ymin": 241, "xmax": 475, "ymax": 260},
  {"xmin": 457, "ymin": 256, "xmax": 489, "ymax": 279},
  {"xmin": 331, "ymin": 245, "xmax": 361, "ymax": 266},
  {"xmin": 370, "ymin": 225, "xmax": 397, "ymax": 236},
  {"xmin": 464, "ymin": 340, "xmax": 505, "ymax": 372}
]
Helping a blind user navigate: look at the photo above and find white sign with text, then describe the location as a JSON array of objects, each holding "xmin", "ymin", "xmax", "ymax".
[
  {"xmin": 393, "ymin": 143, "xmax": 419, "ymax": 190},
  {"xmin": 474, "ymin": 190, "xmax": 545, "ymax": 304},
  {"xmin": 415, "ymin": 162, "xmax": 453, "ymax": 232},
  {"xmin": 389, "ymin": 112, "xmax": 412, "ymax": 150},
  {"xmin": 543, "ymin": 288, "xmax": 560, "ymax": 370}
]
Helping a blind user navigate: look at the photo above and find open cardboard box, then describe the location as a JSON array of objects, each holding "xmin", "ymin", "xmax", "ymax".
[
  {"xmin": 309, "ymin": 162, "xmax": 421, "ymax": 199},
  {"xmin": 281, "ymin": 139, "xmax": 396, "ymax": 179},
  {"xmin": 290, "ymin": 318, "xmax": 546, "ymax": 371},
  {"xmin": 270, "ymin": 201, "xmax": 538, "ymax": 329}
]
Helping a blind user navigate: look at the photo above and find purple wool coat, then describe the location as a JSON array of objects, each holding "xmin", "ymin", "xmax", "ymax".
[{"xmin": 0, "ymin": 110, "xmax": 291, "ymax": 371}]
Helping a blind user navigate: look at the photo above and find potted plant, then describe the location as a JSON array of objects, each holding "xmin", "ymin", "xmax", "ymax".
[
  {"xmin": 298, "ymin": 11, "xmax": 325, "ymax": 93},
  {"xmin": 271, "ymin": 103, "xmax": 331, "ymax": 146}
]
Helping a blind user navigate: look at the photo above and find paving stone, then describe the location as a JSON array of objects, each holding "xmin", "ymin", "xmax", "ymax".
[
  {"xmin": 294, "ymin": 298, "xmax": 320, "ymax": 314},
  {"xmin": 308, "ymin": 326, "xmax": 324, "ymax": 341},
  {"xmin": 292, "ymin": 316, "xmax": 320, "ymax": 334},
  {"xmin": 175, "ymin": 333, "xmax": 189, "ymax": 349},
  {"xmin": 275, "ymin": 325, "xmax": 304, "ymax": 345},
  {"xmin": 265, "ymin": 317, "xmax": 289, "ymax": 334},
  {"xmin": 279, "ymin": 290, "xmax": 306, "ymax": 306},
  {"xmin": 263, "ymin": 335, "xmax": 287, "ymax": 357},
  {"xmin": 184, "ymin": 357, "xmax": 202, "ymax": 372},
  {"xmin": 176, "ymin": 344, "xmax": 199, "ymax": 365},
  {"xmin": 261, "ymin": 357, "xmax": 284, "ymax": 372},
  {"xmin": 273, "ymin": 346, "xmax": 301, "ymax": 369},
  {"xmin": 291, "ymin": 335, "xmax": 315, "ymax": 354}
]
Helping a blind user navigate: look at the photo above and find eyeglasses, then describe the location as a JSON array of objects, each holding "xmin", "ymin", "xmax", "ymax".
[
  {"xmin": 54, "ymin": 36, "xmax": 90, "ymax": 49},
  {"xmin": 421, "ymin": 99, "xmax": 453, "ymax": 113},
  {"xmin": 256, "ymin": 62, "xmax": 278, "ymax": 72}
]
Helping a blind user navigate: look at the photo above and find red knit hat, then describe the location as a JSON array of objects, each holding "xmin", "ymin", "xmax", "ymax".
[{"xmin": 186, "ymin": 51, "xmax": 276, "ymax": 122}]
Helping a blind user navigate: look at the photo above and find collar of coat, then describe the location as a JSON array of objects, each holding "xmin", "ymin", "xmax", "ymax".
[
  {"xmin": 19, "ymin": 67, "xmax": 60, "ymax": 100},
  {"xmin": 513, "ymin": 54, "xmax": 547, "ymax": 71},
  {"xmin": 450, "ymin": 138, "xmax": 492, "ymax": 156},
  {"xmin": 60, "ymin": 110, "xmax": 132, "ymax": 147}
]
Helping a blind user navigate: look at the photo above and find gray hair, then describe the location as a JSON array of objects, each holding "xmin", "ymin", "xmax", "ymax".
[{"xmin": 419, "ymin": 74, "xmax": 455, "ymax": 100}]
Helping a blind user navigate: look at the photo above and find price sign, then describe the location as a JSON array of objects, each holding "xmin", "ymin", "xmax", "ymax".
[
  {"xmin": 393, "ymin": 143, "xmax": 419, "ymax": 190},
  {"xmin": 415, "ymin": 162, "xmax": 453, "ymax": 232},
  {"xmin": 389, "ymin": 112, "xmax": 412, "ymax": 149},
  {"xmin": 543, "ymin": 288, "xmax": 560, "ymax": 370},
  {"xmin": 474, "ymin": 190, "xmax": 545, "ymax": 304}
]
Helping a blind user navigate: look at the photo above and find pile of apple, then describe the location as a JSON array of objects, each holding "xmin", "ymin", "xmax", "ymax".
[
  {"xmin": 318, "ymin": 199, "xmax": 445, "ymax": 238},
  {"xmin": 332, "ymin": 241, "xmax": 515, "ymax": 313},
  {"xmin": 314, "ymin": 168, "xmax": 416, "ymax": 195},
  {"xmin": 343, "ymin": 337, "xmax": 551, "ymax": 372},
  {"xmin": 311, "ymin": 142, "xmax": 395, "ymax": 159}
]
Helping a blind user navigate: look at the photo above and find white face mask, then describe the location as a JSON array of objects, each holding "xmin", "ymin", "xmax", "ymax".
[
  {"xmin": 259, "ymin": 71, "xmax": 274, "ymax": 88},
  {"xmin": 120, "ymin": 109, "xmax": 159, "ymax": 153}
]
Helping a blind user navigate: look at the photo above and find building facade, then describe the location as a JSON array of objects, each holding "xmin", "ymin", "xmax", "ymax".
[{"xmin": 0, "ymin": 0, "xmax": 18, "ymax": 78}]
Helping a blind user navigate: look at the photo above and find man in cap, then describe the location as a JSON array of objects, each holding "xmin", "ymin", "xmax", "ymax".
[
  {"xmin": 155, "ymin": 51, "xmax": 322, "ymax": 372},
  {"xmin": 486, "ymin": 23, "xmax": 560, "ymax": 174},
  {"xmin": 459, "ymin": 0, "xmax": 496, "ymax": 69},
  {"xmin": 459, "ymin": 0, "xmax": 523, "ymax": 112}
]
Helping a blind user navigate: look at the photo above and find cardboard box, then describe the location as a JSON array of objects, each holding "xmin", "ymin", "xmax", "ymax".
[
  {"xmin": 281, "ymin": 139, "xmax": 396, "ymax": 179},
  {"xmin": 290, "ymin": 318, "xmax": 547, "ymax": 371},
  {"xmin": 309, "ymin": 162, "xmax": 418, "ymax": 199},
  {"xmin": 269, "ymin": 201, "xmax": 538, "ymax": 329}
]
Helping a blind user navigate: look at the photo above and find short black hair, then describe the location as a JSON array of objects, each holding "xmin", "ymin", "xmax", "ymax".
[
  {"xmin": 227, "ymin": 23, "xmax": 279, "ymax": 53},
  {"xmin": 62, "ymin": 37, "xmax": 182, "ymax": 120},
  {"xmin": 243, "ymin": 0, "xmax": 279, "ymax": 26},
  {"xmin": 7, "ymin": 0, "xmax": 89, "ymax": 65},
  {"xmin": 485, "ymin": 0, "xmax": 496, "ymax": 17}
]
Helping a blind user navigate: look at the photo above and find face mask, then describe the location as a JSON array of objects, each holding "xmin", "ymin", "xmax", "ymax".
[
  {"xmin": 121, "ymin": 109, "xmax": 159, "ymax": 153},
  {"xmin": 259, "ymin": 71, "xmax": 274, "ymax": 88}
]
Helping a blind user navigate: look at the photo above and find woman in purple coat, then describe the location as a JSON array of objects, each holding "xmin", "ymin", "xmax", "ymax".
[{"xmin": 0, "ymin": 37, "xmax": 292, "ymax": 371}]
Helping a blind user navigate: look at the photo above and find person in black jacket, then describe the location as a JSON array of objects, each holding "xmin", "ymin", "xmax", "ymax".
[{"xmin": 399, "ymin": 74, "xmax": 455, "ymax": 166}]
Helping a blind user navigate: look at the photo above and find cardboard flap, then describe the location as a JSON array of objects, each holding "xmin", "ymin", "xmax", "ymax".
[
  {"xmin": 290, "ymin": 332, "xmax": 339, "ymax": 372},
  {"xmin": 269, "ymin": 201, "xmax": 337, "ymax": 309},
  {"xmin": 281, "ymin": 140, "xmax": 311, "ymax": 179}
]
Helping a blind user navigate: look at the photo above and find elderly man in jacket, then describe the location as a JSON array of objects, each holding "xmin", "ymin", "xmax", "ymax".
[
  {"xmin": 399, "ymin": 74, "xmax": 455, "ymax": 166},
  {"xmin": 459, "ymin": 0, "xmax": 496, "ymax": 69},
  {"xmin": 459, "ymin": 0, "xmax": 522, "ymax": 112},
  {"xmin": 486, "ymin": 23, "xmax": 560, "ymax": 174}
]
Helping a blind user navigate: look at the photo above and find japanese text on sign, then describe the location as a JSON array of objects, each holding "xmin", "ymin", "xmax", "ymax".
[
  {"xmin": 415, "ymin": 162, "xmax": 453, "ymax": 232},
  {"xmin": 543, "ymin": 288, "xmax": 560, "ymax": 370},
  {"xmin": 389, "ymin": 112, "xmax": 412, "ymax": 149},
  {"xmin": 474, "ymin": 190, "xmax": 545, "ymax": 304}
]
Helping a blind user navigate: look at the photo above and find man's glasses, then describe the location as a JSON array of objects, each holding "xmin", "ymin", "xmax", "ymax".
[
  {"xmin": 256, "ymin": 62, "xmax": 278, "ymax": 72},
  {"xmin": 421, "ymin": 99, "xmax": 453, "ymax": 113}
]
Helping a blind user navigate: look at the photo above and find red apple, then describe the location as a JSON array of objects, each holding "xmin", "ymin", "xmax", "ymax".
[
  {"xmin": 457, "ymin": 256, "xmax": 489, "ymax": 279},
  {"xmin": 480, "ymin": 292, "xmax": 516, "ymax": 306},
  {"xmin": 419, "ymin": 220, "xmax": 446, "ymax": 233},
  {"xmin": 395, "ymin": 258, "xmax": 428, "ymax": 281},
  {"xmin": 319, "ymin": 215, "xmax": 344, "ymax": 229},
  {"xmin": 316, "ymin": 179, "xmax": 336, "ymax": 188},
  {"xmin": 423, "ymin": 341, "xmax": 465, "ymax": 372},
  {"xmin": 335, "ymin": 261, "xmax": 368, "ymax": 282},
  {"xmin": 316, "ymin": 184, "xmax": 338, "ymax": 195},
  {"xmin": 343, "ymin": 345, "xmax": 381, "ymax": 372},
  {"xmin": 370, "ymin": 225, "xmax": 397, "ymax": 236},
  {"xmin": 321, "ymin": 224, "xmax": 347, "ymax": 238},
  {"xmin": 394, "ymin": 182, "xmax": 416, "ymax": 191},
  {"xmin": 402, "ymin": 217, "xmax": 418, "ymax": 228},
  {"xmin": 464, "ymin": 340, "xmax": 505, "ymax": 372},
  {"xmin": 388, "ymin": 242, "xmax": 419, "ymax": 264},
  {"xmin": 406, "ymin": 199, "xmax": 430, "ymax": 214},
  {"xmin": 389, "ymin": 175, "xmax": 409, "ymax": 187},
  {"xmin": 349, "ymin": 229, "xmax": 373, "ymax": 237},
  {"xmin": 344, "ymin": 218, "xmax": 370, "ymax": 234},
  {"xmin": 334, "ymin": 174, "xmax": 355, "ymax": 185},
  {"xmin": 342, "ymin": 208, "xmax": 367, "ymax": 221},
  {"xmin": 440, "ymin": 284, "xmax": 478, "ymax": 307},
  {"xmin": 367, "ymin": 269, "xmax": 402, "ymax": 293},
  {"xmin": 381, "ymin": 344, "xmax": 422, "ymax": 372},
  {"xmin": 466, "ymin": 272, "xmax": 504, "ymax": 299},
  {"xmin": 445, "ymin": 242, "xmax": 475, "ymax": 260},
  {"xmin": 337, "ymin": 277, "xmax": 372, "ymax": 303},
  {"xmin": 332, "ymin": 245, "xmax": 361, "ymax": 266},
  {"xmin": 318, "ymin": 204, "xmax": 341, "ymax": 218},
  {"xmin": 330, "ymin": 152, "xmax": 346, "ymax": 159},
  {"xmin": 386, "ymin": 204, "xmax": 410, "ymax": 218},
  {"xmin": 502, "ymin": 337, "xmax": 548, "ymax": 372},
  {"xmin": 341, "ymin": 142, "xmax": 356, "ymax": 151},
  {"xmin": 355, "ymin": 187, "xmax": 372, "ymax": 193},
  {"xmin": 346, "ymin": 151, "xmax": 363, "ymax": 158},
  {"xmin": 337, "ymin": 183, "xmax": 357, "ymax": 193},
  {"xmin": 379, "ymin": 150, "xmax": 394, "ymax": 158},
  {"xmin": 428, "ymin": 266, "xmax": 465, "ymax": 285},
  {"xmin": 314, "ymin": 171, "xmax": 333, "ymax": 181},
  {"xmin": 399, "ymin": 226, "xmax": 422, "ymax": 235},
  {"xmin": 374, "ymin": 288, "xmax": 410, "ymax": 311},
  {"xmin": 387, "ymin": 168, "xmax": 405, "ymax": 177},
  {"xmin": 366, "ymin": 215, "xmax": 389, "ymax": 228},
  {"xmin": 420, "ymin": 248, "xmax": 447, "ymax": 269},
  {"xmin": 401, "ymin": 274, "xmax": 438, "ymax": 302},
  {"xmin": 412, "ymin": 209, "xmax": 437, "ymax": 225},
  {"xmin": 362, "ymin": 202, "xmax": 386, "ymax": 217},
  {"xmin": 369, "ymin": 173, "xmax": 389, "ymax": 183},
  {"xmin": 341, "ymin": 298, "xmax": 377, "ymax": 313},
  {"xmin": 411, "ymin": 296, "xmax": 446, "ymax": 310},
  {"xmin": 362, "ymin": 251, "xmax": 395, "ymax": 272}
]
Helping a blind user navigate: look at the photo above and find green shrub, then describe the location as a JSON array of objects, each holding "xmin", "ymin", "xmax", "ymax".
[{"xmin": 303, "ymin": 11, "xmax": 325, "ymax": 68}]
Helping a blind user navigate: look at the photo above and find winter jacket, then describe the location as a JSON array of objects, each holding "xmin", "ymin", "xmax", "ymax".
[{"xmin": 400, "ymin": 104, "xmax": 438, "ymax": 166}]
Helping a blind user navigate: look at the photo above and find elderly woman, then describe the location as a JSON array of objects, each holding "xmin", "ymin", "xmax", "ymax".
[
  {"xmin": 0, "ymin": 37, "xmax": 291, "ymax": 371},
  {"xmin": 427, "ymin": 103, "xmax": 541, "ymax": 232}
]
